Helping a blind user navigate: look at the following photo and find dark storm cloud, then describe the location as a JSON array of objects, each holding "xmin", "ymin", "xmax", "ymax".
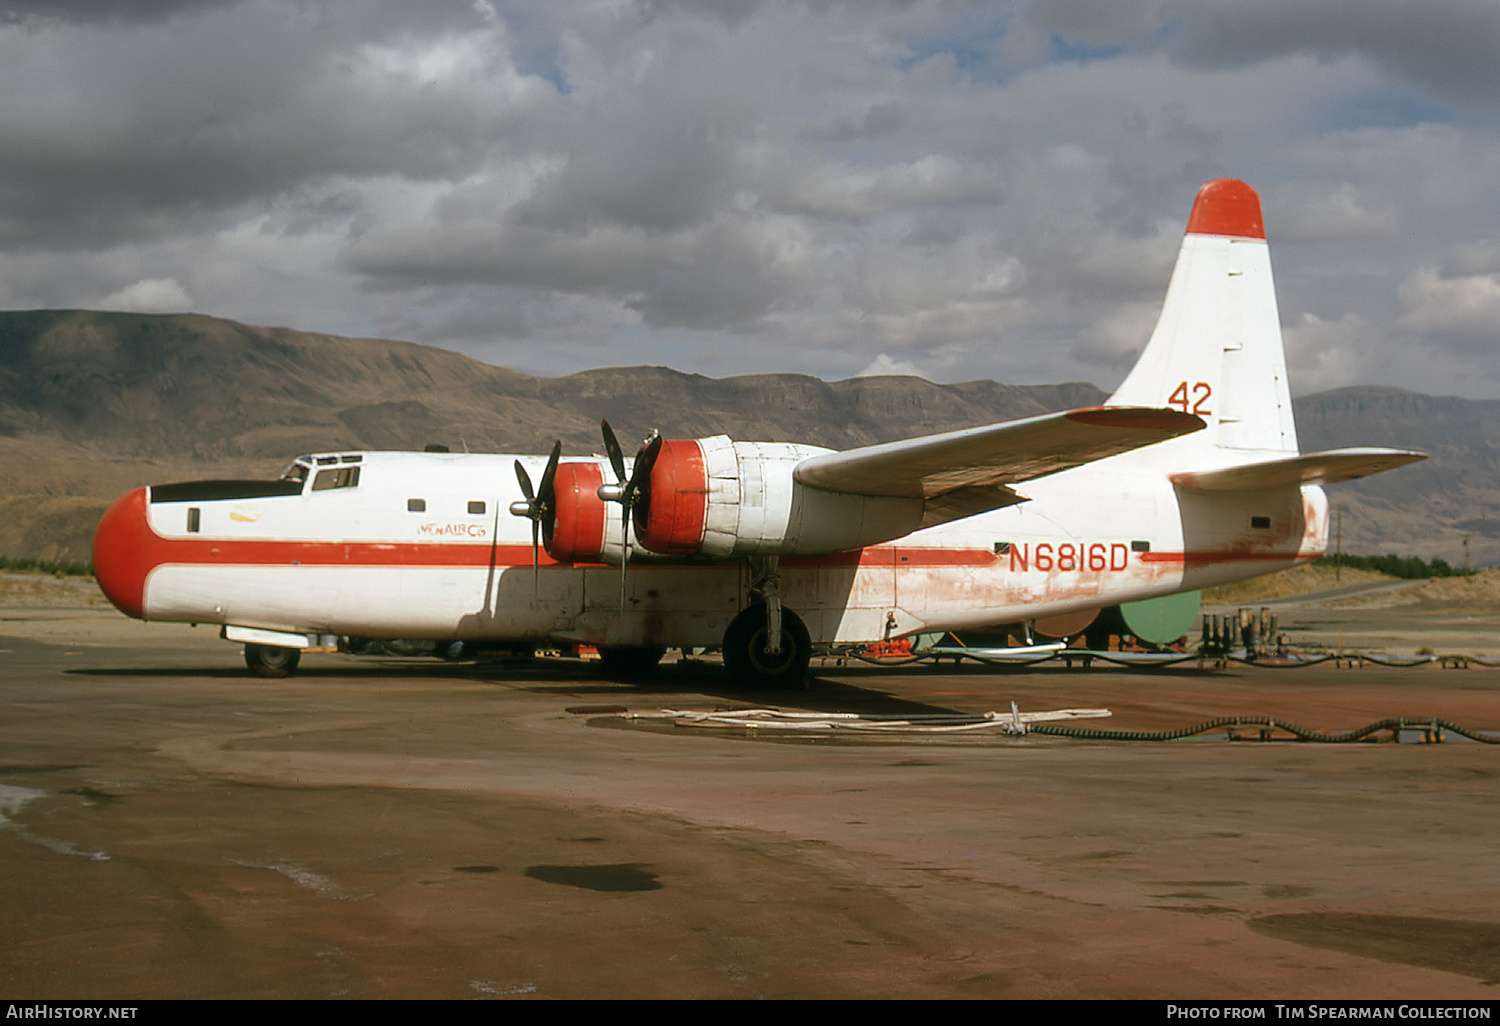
[
  {"xmin": 797, "ymin": 102, "xmax": 914, "ymax": 144},
  {"xmin": 0, "ymin": 1, "xmax": 553, "ymax": 247},
  {"xmin": 0, "ymin": 0, "xmax": 240, "ymax": 25},
  {"xmin": 637, "ymin": 0, "xmax": 769, "ymax": 28},
  {"xmin": 511, "ymin": 121, "xmax": 742, "ymax": 236},
  {"xmin": 1161, "ymin": 0, "xmax": 1500, "ymax": 106},
  {"xmin": 0, "ymin": 0, "xmax": 1496, "ymax": 395}
]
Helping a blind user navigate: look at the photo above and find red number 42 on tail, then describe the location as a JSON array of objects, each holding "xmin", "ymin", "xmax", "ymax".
[{"xmin": 1168, "ymin": 381, "xmax": 1212, "ymax": 416}]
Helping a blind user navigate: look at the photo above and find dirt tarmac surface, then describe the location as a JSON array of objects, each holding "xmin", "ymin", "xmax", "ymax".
[{"xmin": 2, "ymin": 596, "xmax": 1499, "ymax": 999}]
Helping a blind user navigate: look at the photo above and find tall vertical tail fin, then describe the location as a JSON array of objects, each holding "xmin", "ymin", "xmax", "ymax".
[{"xmin": 1108, "ymin": 179, "xmax": 1298, "ymax": 455}]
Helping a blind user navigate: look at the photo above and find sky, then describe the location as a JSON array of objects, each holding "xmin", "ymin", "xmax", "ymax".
[{"xmin": 1, "ymin": 0, "xmax": 1498, "ymax": 398}]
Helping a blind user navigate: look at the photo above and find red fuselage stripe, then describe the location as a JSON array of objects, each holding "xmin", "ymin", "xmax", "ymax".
[
  {"xmin": 1139, "ymin": 550, "xmax": 1307, "ymax": 567},
  {"xmin": 121, "ymin": 535, "xmax": 1300, "ymax": 571}
]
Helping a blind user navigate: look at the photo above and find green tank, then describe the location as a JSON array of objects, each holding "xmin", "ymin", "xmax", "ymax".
[{"xmin": 1120, "ymin": 590, "xmax": 1201, "ymax": 646}]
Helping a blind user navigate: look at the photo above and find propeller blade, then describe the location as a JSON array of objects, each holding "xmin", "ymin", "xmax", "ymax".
[
  {"xmin": 600, "ymin": 419, "xmax": 627, "ymax": 486},
  {"xmin": 624, "ymin": 434, "xmax": 663, "ymax": 529},
  {"xmin": 598, "ymin": 423, "xmax": 661, "ymax": 610},
  {"xmin": 619, "ymin": 500, "xmax": 630, "ymax": 609},
  {"xmin": 537, "ymin": 441, "xmax": 562, "ymax": 505},
  {"xmin": 514, "ymin": 459, "xmax": 535, "ymax": 503}
]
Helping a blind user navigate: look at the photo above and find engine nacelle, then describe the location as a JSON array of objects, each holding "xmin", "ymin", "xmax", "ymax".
[
  {"xmin": 634, "ymin": 435, "xmax": 923, "ymax": 558},
  {"xmin": 546, "ymin": 461, "xmax": 621, "ymax": 564},
  {"xmin": 632, "ymin": 439, "xmax": 711, "ymax": 555}
]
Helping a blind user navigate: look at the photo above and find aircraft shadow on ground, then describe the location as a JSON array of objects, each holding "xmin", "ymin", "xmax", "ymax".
[
  {"xmin": 65, "ymin": 656, "xmax": 982, "ymax": 716},
  {"xmin": 66, "ymin": 653, "xmax": 1223, "ymax": 718}
]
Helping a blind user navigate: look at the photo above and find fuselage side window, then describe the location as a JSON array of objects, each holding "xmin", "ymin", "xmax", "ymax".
[
  {"xmin": 408, "ymin": 498, "xmax": 427, "ymax": 512},
  {"xmin": 312, "ymin": 466, "xmax": 361, "ymax": 491},
  {"xmin": 468, "ymin": 500, "xmax": 486, "ymax": 515}
]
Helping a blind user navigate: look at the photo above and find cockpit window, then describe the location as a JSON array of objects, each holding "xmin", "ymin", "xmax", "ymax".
[
  {"xmin": 312, "ymin": 466, "xmax": 361, "ymax": 491},
  {"xmin": 280, "ymin": 455, "xmax": 359, "ymax": 486},
  {"xmin": 279, "ymin": 457, "xmax": 313, "ymax": 485}
]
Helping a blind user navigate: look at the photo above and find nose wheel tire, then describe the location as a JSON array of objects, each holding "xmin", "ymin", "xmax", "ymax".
[
  {"xmin": 244, "ymin": 643, "xmax": 301, "ymax": 678},
  {"xmin": 722, "ymin": 606, "xmax": 811, "ymax": 690}
]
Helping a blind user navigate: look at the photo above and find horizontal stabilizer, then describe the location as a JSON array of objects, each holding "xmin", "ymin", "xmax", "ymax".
[
  {"xmin": 795, "ymin": 407, "xmax": 1205, "ymax": 517},
  {"xmin": 1169, "ymin": 447, "xmax": 1426, "ymax": 492}
]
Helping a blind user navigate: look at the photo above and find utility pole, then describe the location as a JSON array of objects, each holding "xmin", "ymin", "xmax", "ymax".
[{"xmin": 1335, "ymin": 507, "xmax": 1343, "ymax": 582}]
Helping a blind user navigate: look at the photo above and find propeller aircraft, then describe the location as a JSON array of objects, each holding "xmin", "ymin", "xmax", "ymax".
[{"xmin": 91, "ymin": 180, "xmax": 1425, "ymax": 686}]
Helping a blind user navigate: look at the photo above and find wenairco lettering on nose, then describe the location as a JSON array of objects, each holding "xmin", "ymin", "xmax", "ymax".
[
  {"xmin": 1008, "ymin": 541, "xmax": 1131, "ymax": 573},
  {"xmin": 418, "ymin": 522, "xmax": 488, "ymax": 539}
]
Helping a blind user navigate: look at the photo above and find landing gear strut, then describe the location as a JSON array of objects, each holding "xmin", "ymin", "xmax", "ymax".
[{"xmin": 723, "ymin": 556, "xmax": 811, "ymax": 689}]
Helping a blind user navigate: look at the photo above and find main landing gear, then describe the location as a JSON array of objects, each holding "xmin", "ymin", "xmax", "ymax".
[
  {"xmin": 722, "ymin": 605, "xmax": 811, "ymax": 690},
  {"xmin": 722, "ymin": 555, "xmax": 811, "ymax": 690},
  {"xmin": 244, "ymin": 643, "xmax": 301, "ymax": 678}
]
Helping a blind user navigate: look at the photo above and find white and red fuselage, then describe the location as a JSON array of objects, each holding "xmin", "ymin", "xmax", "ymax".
[{"xmin": 92, "ymin": 444, "xmax": 1328, "ymax": 649}]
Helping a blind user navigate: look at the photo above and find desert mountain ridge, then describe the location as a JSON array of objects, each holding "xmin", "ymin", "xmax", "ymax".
[{"xmin": 0, "ymin": 309, "xmax": 1493, "ymax": 567}]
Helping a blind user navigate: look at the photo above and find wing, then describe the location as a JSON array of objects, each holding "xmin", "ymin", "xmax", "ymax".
[
  {"xmin": 794, "ymin": 406, "xmax": 1206, "ymax": 528},
  {"xmin": 1169, "ymin": 447, "xmax": 1426, "ymax": 492}
]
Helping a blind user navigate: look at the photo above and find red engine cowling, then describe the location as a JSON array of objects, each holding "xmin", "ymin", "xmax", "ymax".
[
  {"xmin": 628, "ymin": 435, "xmax": 923, "ymax": 559},
  {"xmin": 546, "ymin": 461, "xmax": 610, "ymax": 563},
  {"xmin": 633, "ymin": 439, "xmax": 710, "ymax": 555}
]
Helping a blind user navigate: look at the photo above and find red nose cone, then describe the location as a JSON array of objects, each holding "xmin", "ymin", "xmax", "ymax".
[
  {"xmin": 92, "ymin": 488, "xmax": 158, "ymax": 619},
  {"xmin": 1185, "ymin": 179, "xmax": 1265, "ymax": 240}
]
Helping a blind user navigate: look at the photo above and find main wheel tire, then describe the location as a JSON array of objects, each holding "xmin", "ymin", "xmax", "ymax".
[
  {"xmin": 244, "ymin": 643, "xmax": 301, "ymax": 679},
  {"xmin": 439, "ymin": 640, "xmax": 475, "ymax": 662},
  {"xmin": 598, "ymin": 645, "xmax": 667, "ymax": 678},
  {"xmin": 722, "ymin": 606, "xmax": 811, "ymax": 690}
]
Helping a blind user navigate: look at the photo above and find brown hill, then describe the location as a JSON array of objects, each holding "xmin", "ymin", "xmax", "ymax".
[
  {"xmin": 1292, "ymin": 387, "xmax": 1500, "ymax": 568},
  {"xmin": 0, "ymin": 310, "xmax": 1101, "ymax": 563},
  {"xmin": 0, "ymin": 310, "xmax": 1487, "ymax": 567}
]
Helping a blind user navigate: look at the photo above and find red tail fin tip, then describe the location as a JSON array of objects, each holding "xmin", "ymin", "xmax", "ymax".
[{"xmin": 1185, "ymin": 178, "xmax": 1264, "ymax": 240}]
